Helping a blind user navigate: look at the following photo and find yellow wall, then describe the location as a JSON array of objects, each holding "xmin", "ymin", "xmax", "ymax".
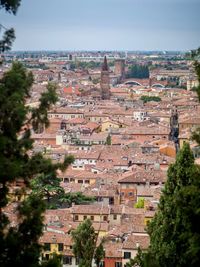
[
  {"xmin": 144, "ymin": 217, "xmax": 152, "ymax": 226},
  {"xmin": 74, "ymin": 214, "xmax": 108, "ymax": 222},
  {"xmin": 98, "ymin": 230, "xmax": 107, "ymax": 237},
  {"xmin": 159, "ymin": 145, "xmax": 176, "ymax": 158},
  {"xmin": 50, "ymin": 244, "xmax": 61, "ymax": 254},
  {"xmin": 179, "ymin": 138, "xmax": 189, "ymax": 148},
  {"xmin": 101, "ymin": 121, "xmax": 120, "ymax": 132},
  {"xmin": 73, "ymin": 178, "xmax": 96, "ymax": 186}
]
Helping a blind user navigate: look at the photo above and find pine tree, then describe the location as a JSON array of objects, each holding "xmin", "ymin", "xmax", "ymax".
[
  {"xmin": 0, "ymin": 0, "xmax": 21, "ymax": 55},
  {"xmin": 0, "ymin": 62, "xmax": 72, "ymax": 267}
]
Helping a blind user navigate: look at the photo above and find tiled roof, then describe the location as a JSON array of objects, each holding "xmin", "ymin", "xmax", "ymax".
[
  {"xmin": 71, "ymin": 204, "xmax": 110, "ymax": 215},
  {"xmin": 123, "ymin": 234, "xmax": 150, "ymax": 250}
]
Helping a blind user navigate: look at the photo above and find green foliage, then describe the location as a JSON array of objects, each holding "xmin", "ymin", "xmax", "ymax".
[
  {"xmin": 41, "ymin": 254, "xmax": 62, "ymax": 267},
  {"xmin": 47, "ymin": 192, "xmax": 95, "ymax": 210},
  {"xmin": 0, "ymin": 0, "xmax": 21, "ymax": 14},
  {"xmin": 191, "ymin": 47, "xmax": 200, "ymax": 103},
  {"xmin": 0, "ymin": 62, "xmax": 68, "ymax": 267},
  {"xmin": 125, "ymin": 247, "xmax": 158, "ymax": 267},
  {"xmin": 145, "ymin": 143, "xmax": 200, "ymax": 267},
  {"xmin": 72, "ymin": 219, "xmax": 96, "ymax": 267},
  {"xmin": 0, "ymin": 194, "xmax": 45, "ymax": 267},
  {"xmin": 0, "ymin": 0, "xmax": 21, "ymax": 56},
  {"xmin": 30, "ymin": 154, "xmax": 74, "ymax": 203},
  {"xmin": 94, "ymin": 241, "xmax": 105, "ymax": 267},
  {"xmin": 134, "ymin": 197, "xmax": 144, "ymax": 208},
  {"xmin": 191, "ymin": 128, "xmax": 200, "ymax": 146},
  {"xmin": 0, "ymin": 27, "xmax": 15, "ymax": 53},
  {"xmin": 70, "ymin": 61, "xmax": 101, "ymax": 71},
  {"xmin": 140, "ymin": 95, "xmax": 161, "ymax": 103},
  {"xmin": 31, "ymin": 83, "xmax": 58, "ymax": 131},
  {"xmin": 106, "ymin": 134, "xmax": 111, "ymax": 145},
  {"xmin": 127, "ymin": 64, "xmax": 149, "ymax": 79},
  {"xmin": 191, "ymin": 48, "xmax": 200, "ymax": 145},
  {"xmin": 72, "ymin": 219, "xmax": 104, "ymax": 267}
]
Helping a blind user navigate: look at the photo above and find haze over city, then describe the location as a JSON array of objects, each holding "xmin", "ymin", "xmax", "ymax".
[{"xmin": 1, "ymin": 0, "xmax": 200, "ymax": 51}]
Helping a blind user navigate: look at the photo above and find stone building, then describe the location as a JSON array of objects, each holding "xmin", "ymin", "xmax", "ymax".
[
  {"xmin": 101, "ymin": 56, "xmax": 110, "ymax": 100},
  {"xmin": 114, "ymin": 59, "xmax": 125, "ymax": 81}
]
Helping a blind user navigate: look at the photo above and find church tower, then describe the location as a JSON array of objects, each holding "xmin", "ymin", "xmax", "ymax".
[{"xmin": 100, "ymin": 56, "xmax": 110, "ymax": 100}]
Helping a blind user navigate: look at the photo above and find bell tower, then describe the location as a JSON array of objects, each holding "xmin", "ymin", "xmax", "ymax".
[{"xmin": 100, "ymin": 56, "xmax": 110, "ymax": 100}]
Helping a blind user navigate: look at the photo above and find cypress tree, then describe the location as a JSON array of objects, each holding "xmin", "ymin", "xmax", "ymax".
[{"xmin": 147, "ymin": 143, "xmax": 200, "ymax": 267}]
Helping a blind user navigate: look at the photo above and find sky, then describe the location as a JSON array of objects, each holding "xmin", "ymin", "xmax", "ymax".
[{"xmin": 0, "ymin": 0, "xmax": 200, "ymax": 51}]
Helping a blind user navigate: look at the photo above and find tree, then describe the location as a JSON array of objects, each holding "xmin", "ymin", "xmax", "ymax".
[
  {"xmin": 125, "ymin": 247, "xmax": 159, "ymax": 267},
  {"xmin": 106, "ymin": 134, "xmax": 111, "ymax": 145},
  {"xmin": 72, "ymin": 219, "xmax": 105, "ymax": 267},
  {"xmin": 94, "ymin": 241, "xmax": 105, "ymax": 267},
  {"xmin": 30, "ymin": 155, "xmax": 74, "ymax": 204},
  {"xmin": 134, "ymin": 197, "xmax": 144, "ymax": 208},
  {"xmin": 127, "ymin": 64, "xmax": 149, "ymax": 79},
  {"xmin": 191, "ymin": 48, "xmax": 200, "ymax": 144},
  {"xmin": 0, "ymin": 0, "xmax": 21, "ymax": 14},
  {"xmin": 0, "ymin": 0, "xmax": 21, "ymax": 55},
  {"xmin": 0, "ymin": 62, "xmax": 72, "ymax": 267},
  {"xmin": 140, "ymin": 96, "xmax": 161, "ymax": 103},
  {"xmin": 57, "ymin": 192, "xmax": 95, "ymax": 208},
  {"xmin": 144, "ymin": 143, "xmax": 200, "ymax": 267}
]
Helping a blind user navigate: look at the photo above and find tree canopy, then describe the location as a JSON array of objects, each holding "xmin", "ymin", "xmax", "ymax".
[
  {"xmin": 0, "ymin": 62, "xmax": 73, "ymax": 267},
  {"xmin": 0, "ymin": 0, "xmax": 21, "ymax": 14},
  {"xmin": 135, "ymin": 143, "xmax": 200, "ymax": 267},
  {"xmin": 140, "ymin": 95, "xmax": 161, "ymax": 103},
  {"xmin": 72, "ymin": 219, "xmax": 105, "ymax": 267},
  {"xmin": 127, "ymin": 64, "xmax": 149, "ymax": 79}
]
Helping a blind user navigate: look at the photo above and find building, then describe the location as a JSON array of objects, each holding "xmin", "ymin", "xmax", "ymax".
[
  {"xmin": 114, "ymin": 59, "xmax": 125, "ymax": 82},
  {"xmin": 101, "ymin": 56, "xmax": 110, "ymax": 100}
]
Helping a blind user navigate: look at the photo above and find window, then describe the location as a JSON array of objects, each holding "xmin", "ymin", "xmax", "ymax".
[
  {"xmin": 109, "ymin": 197, "xmax": 114, "ymax": 205},
  {"xmin": 124, "ymin": 252, "xmax": 131, "ymax": 259},
  {"xmin": 83, "ymin": 215, "xmax": 87, "ymax": 220},
  {"xmin": 63, "ymin": 256, "xmax": 72, "ymax": 265},
  {"xmin": 128, "ymin": 192, "xmax": 133, "ymax": 196},
  {"xmin": 44, "ymin": 243, "xmax": 50, "ymax": 251},
  {"xmin": 78, "ymin": 180, "xmax": 83, "ymax": 184},
  {"xmin": 113, "ymin": 214, "xmax": 117, "ymax": 220},
  {"xmin": 90, "ymin": 216, "xmax": 94, "ymax": 221},
  {"xmin": 115, "ymin": 262, "xmax": 122, "ymax": 267},
  {"xmin": 74, "ymin": 215, "xmax": 79, "ymax": 221},
  {"xmin": 64, "ymin": 178, "xmax": 69, "ymax": 183},
  {"xmin": 58, "ymin": 243, "xmax": 63, "ymax": 251},
  {"xmin": 103, "ymin": 215, "xmax": 107, "ymax": 221}
]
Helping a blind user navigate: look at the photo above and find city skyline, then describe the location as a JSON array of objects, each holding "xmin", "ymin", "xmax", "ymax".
[{"xmin": 0, "ymin": 0, "xmax": 200, "ymax": 51}]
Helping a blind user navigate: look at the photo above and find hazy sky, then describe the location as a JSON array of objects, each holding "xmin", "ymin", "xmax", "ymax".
[{"xmin": 0, "ymin": 0, "xmax": 200, "ymax": 51}]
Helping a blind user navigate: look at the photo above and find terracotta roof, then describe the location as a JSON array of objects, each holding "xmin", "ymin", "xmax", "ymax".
[
  {"xmin": 71, "ymin": 204, "xmax": 110, "ymax": 215},
  {"xmin": 123, "ymin": 234, "xmax": 150, "ymax": 250},
  {"xmin": 40, "ymin": 231, "xmax": 72, "ymax": 246},
  {"xmin": 104, "ymin": 242, "xmax": 123, "ymax": 258},
  {"xmin": 118, "ymin": 170, "xmax": 166, "ymax": 184}
]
